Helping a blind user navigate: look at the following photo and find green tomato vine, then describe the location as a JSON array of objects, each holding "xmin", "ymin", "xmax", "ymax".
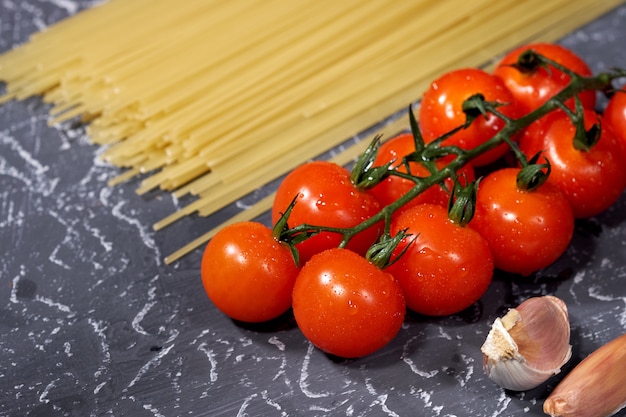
[{"xmin": 275, "ymin": 50, "xmax": 626, "ymax": 266}]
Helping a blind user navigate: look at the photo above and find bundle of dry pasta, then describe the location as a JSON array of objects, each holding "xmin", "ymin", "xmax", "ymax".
[{"xmin": 0, "ymin": 0, "xmax": 621, "ymax": 263}]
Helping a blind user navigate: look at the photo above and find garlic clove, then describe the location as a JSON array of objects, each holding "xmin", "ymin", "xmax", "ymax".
[
  {"xmin": 481, "ymin": 295, "xmax": 572, "ymax": 391},
  {"xmin": 543, "ymin": 333, "xmax": 626, "ymax": 417}
]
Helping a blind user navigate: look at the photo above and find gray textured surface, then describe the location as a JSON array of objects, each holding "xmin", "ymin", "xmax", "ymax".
[{"xmin": 1, "ymin": 2, "xmax": 626, "ymax": 416}]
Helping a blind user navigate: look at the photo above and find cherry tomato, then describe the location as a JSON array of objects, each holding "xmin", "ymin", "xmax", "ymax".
[
  {"xmin": 201, "ymin": 222, "xmax": 299, "ymax": 323},
  {"xmin": 493, "ymin": 43, "xmax": 595, "ymax": 115},
  {"xmin": 292, "ymin": 248, "xmax": 406, "ymax": 358},
  {"xmin": 419, "ymin": 68, "xmax": 524, "ymax": 166},
  {"xmin": 604, "ymin": 90, "xmax": 626, "ymax": 156},
  {"xmin": 369, "ymin": 133, "xmax": 475, "ymax": 211},
  {"xmin": 469, "ymin": 168, "xmax": 574, "ymax": 276},
  {"xmin": 385, "ymin": 204, "xmax": 493, "ymax": 316},
  {"xmin": 272, "ymin": 161, "xmax": 382, "ymax": 264},
  {"xmin": 519, "ymin": 109, "xmax": 626, "ymax": 218}
]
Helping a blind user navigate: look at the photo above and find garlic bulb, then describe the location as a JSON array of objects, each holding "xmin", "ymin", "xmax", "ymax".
[{"xmin": 481, "ymin": 295, "xmax": 572, "ymax": 391}]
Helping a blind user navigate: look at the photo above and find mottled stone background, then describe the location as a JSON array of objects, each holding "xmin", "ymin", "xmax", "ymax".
[{"xmin": 1, "ymin": 2, "xmax": 625, "ymax": 416}]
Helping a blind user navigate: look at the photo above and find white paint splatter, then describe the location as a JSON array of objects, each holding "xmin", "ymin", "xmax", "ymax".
[
  {"xmin": 35, "ymin": 295, "xmax": 76, "ymax": 318},
  {"xmin": 235, "ymin": 200, "xmax": 253, "ymax": 210},
  {"xmin": 236, "ymin": 393, "xmax": 258, "ymax": 417},
  {"xmin": 373, "ymin": 394, "xmax": 401, "ymax": 417},
  {"xmin": 588, "ymin": 286, "xmax": 626, "ymax": 328},
  {"xmin": 190, "ymin": 329, "xmax": 212, "ymax": 345},
  {"xmin": 261, "ymin": 390, "xmax": 289, "ymax": 417},
  {"xmin": 125, "ymin": 344, "xmax": 175, "ymax": 390},
  {"xmin": 402, "ymin": 336, "xmax": 439, "ymax": 378},
  {"xmin": 1, "ymin": 0, "xmax": 17, "ymax": 12},
  {"xmin": 84, "ymin": 220, "xmax": 113, "ymax": 252},
  {"xmin": 111, "ymin": 201, "xmax": 161, "ymax": 263},
  {"xmin": 142, "ymin": 403, "xmax": 167, "ymax": 417},
  {"xmin": 9, "ymin": 274, "xmax": 22, "ymax": 304},
  {"xmin": 601, "ymin": 257, "xmax": 613, "ymax": 269},
  {"xmin": 88, "ymin": 317, "xmax": 112, "ymax": 383},
  {"xmin": 98, "ymin": 186, "xmax": 113, "ymax": 206},
  {"xmin": 568, "ymin": 270, "xmax": 586, "ymax": 304},
  {"xmin": 588, "ymin": 285, "xmax": 617, "ymax": 302},
  {"xmin": 131, "ymin": 301, "xmax": 157, "ymax": 336},
  {"xmin": 417, "ymin": 388, "xmax": 432, "ymax": 407},
  {"xmin": 0, "ymin": 152, "xmax": 59, "ymax": 198},
  {"xmin": 298, "ymin": 343, "xmax": 330, "ymax": 398},
  {"xmin": 43, "ymin": 0, "xmax": 79, "ymax": 14},
  {"xmin": 0, "ymin": 131, "xmax": 49, "ymax": 175},
  {"xmin": 437, "ymin": 326, "xmax": 452, "ymax": 340},
  {"xmin": 63, "ymin": 341, "xmax": 73, "ymax": 357},
  {"xmin": 48, "ymin": 244, "xmax": 72, "ymax": 270},
  {"xmin": 0, "ymin": 199, "xmax": 24, "ymax": 228},
  {"xmin": 165, "ymin": 328, "xmax": 180, "ymax": 345},
  {"xmin": 268, "ymin": 336, "xmax": 286, "ymax": 351},
  {"xmin": 268, "ymin": 337, "xmax": 289, "ymax": 385},
  {"xmin": 490, "ymin": 391, "xmax": 512, "ymax": 417},
  {"xmin": 38, "ymin": 378, "xmax": 58, "ymax": 404},
  {"xmin": 364, "ymin": 377, "xmax": 377, "ymax": 396},
  {"xmin": 93, "ymin": 381, "xmax": 107, "ymax": 395},
  {"xmin": 454, "ymin": 354, "xmax": 474, "ymax": 388},
  {"xmin": 432, "ymin": 405, "xmax": 445, "ymax": 416},
  {"xmin": 197, "ymin": 342, "xmax": 219, "ymax": 383}
]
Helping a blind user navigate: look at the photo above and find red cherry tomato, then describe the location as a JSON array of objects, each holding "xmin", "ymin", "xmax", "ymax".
[
  {"xmin": 369, "ymin": 133, "xmax": 475, "ymax": 211},
  {"xmin": 385, "ymin": 204, "xmax": 493, "ymax": 316},
  {"xmin": 272, "ymin": 161, "xmax": 382, "ymax": 264},
  {"xmin": 201, "ymin": 222, "xmax": 300, "ymax": 323},
  {"xmin": 419, "ymin": 68, "xmax": 524, "ymax": 166},
  {"xmin": 469, "ymin": 168, "xmax": 575, "ymax": 276},
  {"xmin": 292, "ymin": 248, "xmax": 406, "ymax": 358},
  {"xmin": 519, "ymin": 109, "xmax": 626, "ymax": 218},
  {"xmin": 494, "ymin": 43, "xmax": 595, "ymax": 114},
  {"xmin": 604, "ymin": 90, "xmax": 626, "ymax": 157}
]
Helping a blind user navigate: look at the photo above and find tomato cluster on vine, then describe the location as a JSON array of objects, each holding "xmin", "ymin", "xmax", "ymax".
[{"xmin": 200, "ymin": 43, "xmax": 626, "ymax": 359}]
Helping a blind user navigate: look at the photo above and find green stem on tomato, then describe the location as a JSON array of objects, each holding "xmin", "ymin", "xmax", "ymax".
[{"xmin": 554, "ymin": 96, "xmax": 602, "ymax": 152}]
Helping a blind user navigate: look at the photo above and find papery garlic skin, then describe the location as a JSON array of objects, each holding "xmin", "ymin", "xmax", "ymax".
[
  {"xmin": 482, "ymin": 313, "xmax": 565, "ymax": 391},
  {"xmin": 543, "ymin": 333, "xmax": 626, "ymax": 417},
  {"xmin": 482, "ymin": 296, "xmax": 572, "ymax": 391}
]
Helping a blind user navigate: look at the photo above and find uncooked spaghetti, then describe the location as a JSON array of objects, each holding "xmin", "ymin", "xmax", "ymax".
[{"xmin": 0, "ymin": 0, "xmax": 620, "ymax": 263}]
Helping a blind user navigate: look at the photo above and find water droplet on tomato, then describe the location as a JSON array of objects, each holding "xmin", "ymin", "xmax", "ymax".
[{"xmin": 348, "ymin": 300, "xmax": 359, "ymax": 315}]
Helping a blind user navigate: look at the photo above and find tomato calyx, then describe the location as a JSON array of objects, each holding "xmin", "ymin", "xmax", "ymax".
[
  {"xmin": 272, "ymin": 195, "xmax": 315, "ymax": 266},
  {"xmin": 461, "ymin": 93, "xmax": 510, "ymax": 125},
  {"xmin": 511, "ymin": 48, "xmax": 589, "ymax": 80},
  {"xmin": 366, "ymin": 229, "xmax": 414, "ymax": 269},
  {"xmin": 352, "ymin": 107, "xmax": 441, "ymax": 190},
  {"xmin": 273, "ymin": 188, "xmax": 380, "ymax": 263},
  {"xmin": 350, "ymin": 133, "xmax": 394, "ymax": 189},
  {"xmin": 516, "ymin": 152, "xmax": 552, "ymax": 191},
  {"xmin": 447, "ymin": 178, "xmax": 478, "ymax": 226},
  {"xmin": 508, "ymin": 49, "xmax": 554, "ymax": 75},
  {"xmin": 555, "ymin": 97, "xmax": 602, "ymax": 152}
]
